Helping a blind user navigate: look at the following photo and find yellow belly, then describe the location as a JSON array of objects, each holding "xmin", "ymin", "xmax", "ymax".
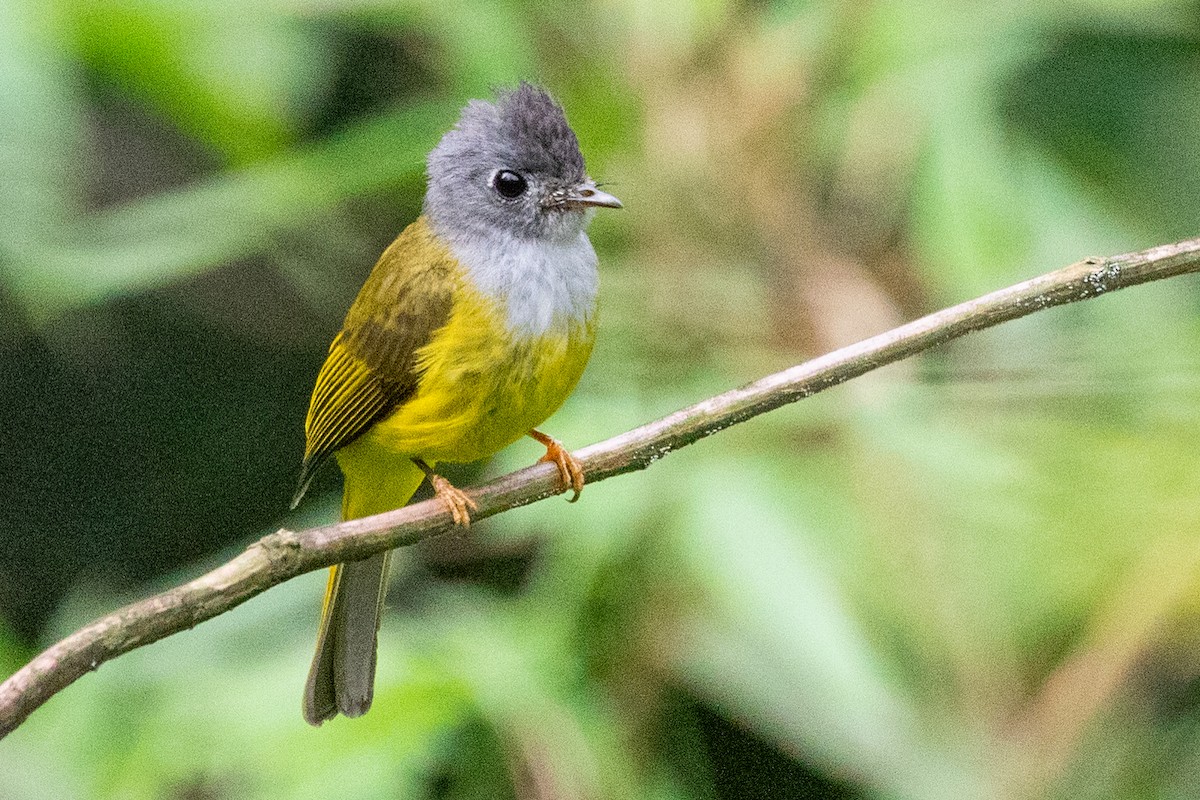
[{"xmin": 347, "ymin": 274, "xmax": 596, "ymax": 466}]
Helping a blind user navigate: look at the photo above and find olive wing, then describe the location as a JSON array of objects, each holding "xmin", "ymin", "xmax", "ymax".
[{"xmin": 291, "ymin": 220, "xmax": 455, "ymax": 507}]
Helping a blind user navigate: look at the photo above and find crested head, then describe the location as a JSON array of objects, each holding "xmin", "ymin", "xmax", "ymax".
[{"xmin": 424, "ymin": 83, "xmax": 620, "ymax": 244}]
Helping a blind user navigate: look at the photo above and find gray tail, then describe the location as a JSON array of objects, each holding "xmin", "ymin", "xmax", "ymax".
[{"xmin": 302, "ymin": 551, "xmax": 392, "ymax": 725}]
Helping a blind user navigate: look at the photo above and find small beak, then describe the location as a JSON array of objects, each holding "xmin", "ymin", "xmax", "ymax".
[{"xmin": 564, "ymin": 182, "xmax": 623, "ymax": 210}]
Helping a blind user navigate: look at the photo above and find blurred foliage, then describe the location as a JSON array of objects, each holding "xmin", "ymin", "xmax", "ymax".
[{"xmin": 2, "ymin": 0, "xmax": 1200, "ymax": 798}]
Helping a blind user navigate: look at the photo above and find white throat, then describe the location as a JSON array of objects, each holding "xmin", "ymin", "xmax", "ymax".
[{"xmin": 445, "ymin": 229, "xmax": 599, "ymax": 337}]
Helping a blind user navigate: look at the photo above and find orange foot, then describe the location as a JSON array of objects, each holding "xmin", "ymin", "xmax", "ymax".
[
  {"xmin": 529, "ymin": 429, "xmax": 585, "ymax": 502},
  {"xmin": 415, "ymin": 459, "xmax": 478, "ymax": 527},
  {"xmin": 430, "ymin": 474, "xmax": 478, "ymax": 527}
]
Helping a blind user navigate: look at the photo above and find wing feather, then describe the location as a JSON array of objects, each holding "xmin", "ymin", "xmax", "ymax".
[
  {"xmin": 291, "ymin": 218, "xmax": 456, "ymax": 508},
  {"xmin": 291, "ymin": 336, "xmax": 400, "ymax": 507}
]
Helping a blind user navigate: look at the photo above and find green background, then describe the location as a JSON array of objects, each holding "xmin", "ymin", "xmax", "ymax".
[{"xmin": 3, "ymin": 1, "xmax": 1200, "ymax": 798}]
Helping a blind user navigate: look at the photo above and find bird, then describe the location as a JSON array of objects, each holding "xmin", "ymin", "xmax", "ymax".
[{"xmin": 291, "ymin": 83, "xmax": 622, "ymax": 725}]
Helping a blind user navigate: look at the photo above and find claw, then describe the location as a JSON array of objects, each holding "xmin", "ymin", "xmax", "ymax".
[
  {"xmin": 429, "ymin": 474, "xmax": 478, "ymax": 527},
  {"xmin": 530, "ymin": 431, "xmax": 585, "ymax": 502},
  {"xmin": 415, "ymin": 458, "xmax": 478, "ymax": 527}
]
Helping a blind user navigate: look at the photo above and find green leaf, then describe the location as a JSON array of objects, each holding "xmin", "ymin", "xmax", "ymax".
[
  {"xmin": 10, "ymin": 101, "xmax": 451, "ymax": 320},
  {"xmin": 668, "ymin": 457, "xmax": 994, "ymax": 800},
  {"xmin": 69, "ymin": 0, "xmax": 330, "ymax": 162},
  {"xmin": 0, "ymin": 0, "xmax": 85, "ymax": 260}
]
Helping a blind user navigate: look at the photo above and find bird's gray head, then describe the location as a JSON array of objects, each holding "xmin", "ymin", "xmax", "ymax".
[{"xmin": 424, "ymin": 83, "xmax": 621, "ymax": 244}]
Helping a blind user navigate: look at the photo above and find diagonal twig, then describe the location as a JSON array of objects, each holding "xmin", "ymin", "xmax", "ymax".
[{"xmin": 2, "ymin": 238, "xmax": 1199, "ymax": 739}]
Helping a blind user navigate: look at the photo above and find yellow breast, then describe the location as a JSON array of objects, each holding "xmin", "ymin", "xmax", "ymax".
[{"xmin": 357, "ymin": 262, "xmax": 596, "ymax": 464}]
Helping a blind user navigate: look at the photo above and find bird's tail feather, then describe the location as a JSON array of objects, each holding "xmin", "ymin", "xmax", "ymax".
[{"xmin": 302, "ymin": 456, "xmax": 425, "ymax": 725}]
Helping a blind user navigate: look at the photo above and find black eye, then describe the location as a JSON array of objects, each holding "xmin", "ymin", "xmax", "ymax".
[{"xmin": 492, "ymin": 170, "xmax": 527, "ymax": 199}]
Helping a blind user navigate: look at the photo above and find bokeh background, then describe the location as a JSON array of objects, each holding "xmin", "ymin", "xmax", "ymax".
[{"xmin": 3, "ymin": 1, "xmax": 1200, "ymax": 798}]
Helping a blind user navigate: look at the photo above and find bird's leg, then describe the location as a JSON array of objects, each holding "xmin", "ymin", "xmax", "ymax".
[
  {"xmin": 528, "ymin": 429, "xmax": 584, "ymax": 502},
  {"xmin": 414, "ymin": 458, "xmax": 478, "ymax": 527}
]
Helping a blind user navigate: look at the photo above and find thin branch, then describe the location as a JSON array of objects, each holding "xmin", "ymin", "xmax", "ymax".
[{"xmin": 3, "ymin": 238, "xmax": 1200, "ymax": 739}]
